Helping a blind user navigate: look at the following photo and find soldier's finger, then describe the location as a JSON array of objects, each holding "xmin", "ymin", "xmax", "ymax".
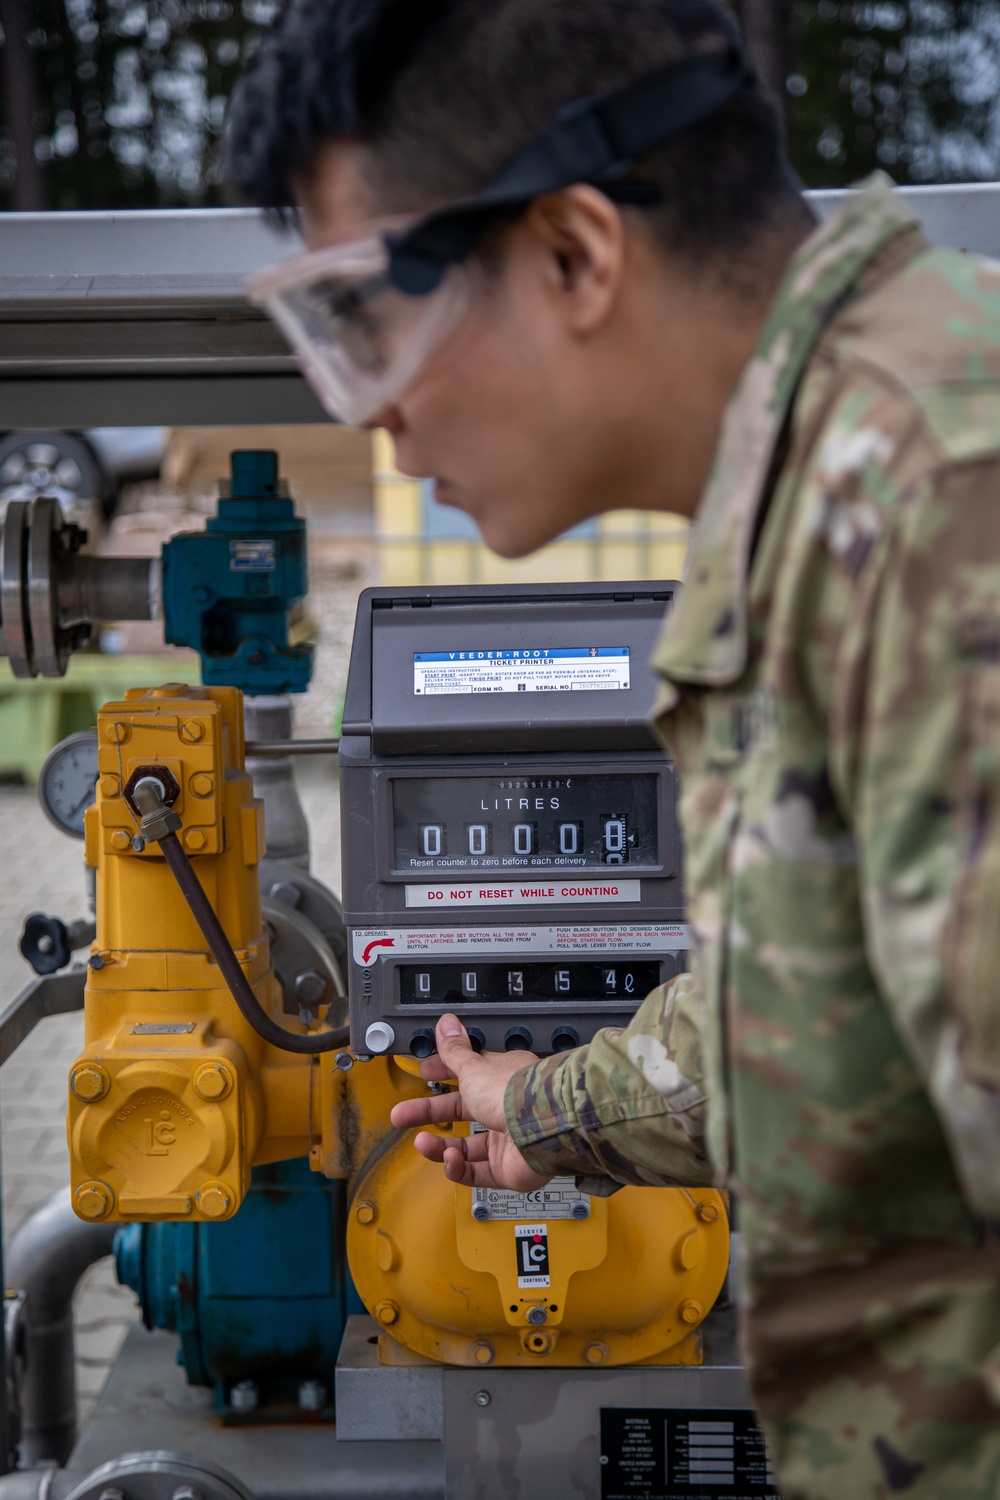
[
  {"xmin": 390, "ymin": 1092, "xmax": 467, "ymax": 1131},
  {"xmin": 435, "ymin": 1014, "xmax": 479, "ymax": 1077}
]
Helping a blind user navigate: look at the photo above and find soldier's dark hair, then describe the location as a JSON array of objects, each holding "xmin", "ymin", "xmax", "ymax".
[{"xmin": 226, "ymin": 0, "xmax": 812, "ymax": 277}]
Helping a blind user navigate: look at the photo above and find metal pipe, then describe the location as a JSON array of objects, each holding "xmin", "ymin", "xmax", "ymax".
[
  {"xmin": 59, "ymin": 556, "xmax": 160, "ymax": 627},
  {"xmin": 132, "ymin": 781, "xmax": 349, "ymax": 1055},
  {"xmin": 244, "ymin": 739, "xmax": 340, "ymax": 758},
  {"xmin": 5, "ymin": 1189, "xmax": 117, "ymax": 1467},
  {"xmin": 244, "ymin": 697, "xmax": 310, "ymax": 868}
]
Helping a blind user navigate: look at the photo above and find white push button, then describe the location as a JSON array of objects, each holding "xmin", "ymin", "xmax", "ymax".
[{"xmin": 364, "ymin": 1022, "xmax": 396, "ymax": 1055}]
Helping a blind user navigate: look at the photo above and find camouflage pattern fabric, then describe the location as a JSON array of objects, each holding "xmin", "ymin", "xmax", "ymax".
[{"xmin": 506, "ymin": 174, "xmax": 1000, "ymax": 1497}]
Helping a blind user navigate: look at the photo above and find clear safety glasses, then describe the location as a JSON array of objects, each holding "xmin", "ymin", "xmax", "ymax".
[
  {"xmin": 247, "ymin": 229, "xmax": 472, "ymax": 426},
  {"xmin": 248, "ymin": 44, "xmax": 750, "ymax": 426}
]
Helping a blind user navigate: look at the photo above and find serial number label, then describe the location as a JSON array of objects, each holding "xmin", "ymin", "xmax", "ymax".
[{"xmin": 600, "ymin": 1408, "xmax": 780, "ymax": 1498}]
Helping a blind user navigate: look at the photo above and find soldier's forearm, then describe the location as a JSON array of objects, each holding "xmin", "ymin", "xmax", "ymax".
[{"xmin": 504, "ymin": 975, "xmax": 715, "ymax": 1189}]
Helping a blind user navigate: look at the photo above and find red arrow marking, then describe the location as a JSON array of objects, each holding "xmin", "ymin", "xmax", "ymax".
[{"xmin": 362, "ymin": 938, "xmax": 396, "ymax": 965}]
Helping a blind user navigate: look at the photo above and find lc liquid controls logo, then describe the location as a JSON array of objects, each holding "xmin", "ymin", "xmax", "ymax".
[{"xmin": 515, "ymin": 1223, "xmax": 551, "ymax": 1289}]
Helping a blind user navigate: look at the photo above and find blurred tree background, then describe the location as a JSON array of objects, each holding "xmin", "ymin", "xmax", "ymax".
[{"xmin": 2, "ymin": 0, "xmax": 1000, "ymax": 210}]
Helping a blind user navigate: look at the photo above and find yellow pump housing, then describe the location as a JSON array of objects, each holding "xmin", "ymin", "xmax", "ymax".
[
  {"xmin": 69, "ymin": 684, "xmax": 337, "ymax": 1224},
  {"xmin": 68, "ymin": 681, "xmax": 731, "ymax": 1371}
]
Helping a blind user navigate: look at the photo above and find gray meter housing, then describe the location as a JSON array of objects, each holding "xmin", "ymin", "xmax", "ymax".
[{"xmin": 339, "ymin": 583, "xmax": 687, "ymax": 1059}]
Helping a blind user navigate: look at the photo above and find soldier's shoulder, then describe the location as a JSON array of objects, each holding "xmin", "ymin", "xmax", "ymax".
[{"xmin": 820, "ymin": 246, "xmax": 1000, "ymax": 465}]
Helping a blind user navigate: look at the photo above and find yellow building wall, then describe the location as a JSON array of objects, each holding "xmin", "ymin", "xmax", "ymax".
[{"xmin": 373, "ymin": 432, "xmax": 688, "ymax": 587}]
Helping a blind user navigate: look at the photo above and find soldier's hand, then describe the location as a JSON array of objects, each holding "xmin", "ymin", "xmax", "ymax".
[{"xmin": 389, "ymin": 1013, "xmax": 551, "ymax": 1192}]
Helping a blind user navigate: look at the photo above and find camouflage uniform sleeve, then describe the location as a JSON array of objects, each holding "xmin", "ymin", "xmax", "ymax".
[
  {"xmin": 504, "ymin": 972, "xmax": 714, "ymax": 1194},
  {"xmin": 828, "ymin": 446, "xmax": 1000, "ymax": 1225}
]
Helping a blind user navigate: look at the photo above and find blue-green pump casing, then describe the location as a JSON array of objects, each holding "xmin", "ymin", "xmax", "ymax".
[
  {"xmin": 114, "ymin": 1160, "xmax": 361, "ymax": 1417},
  {"xmin": 161, "ymin": 451, "xmax": 313, "ymax": 696}
]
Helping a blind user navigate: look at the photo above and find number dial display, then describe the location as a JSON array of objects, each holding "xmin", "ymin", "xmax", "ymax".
[
  {"xmin": 394, "ymin": 774, "xmax": 659, "ymax": 872},
  {"xmin": 399, "ymin": 961, "xmax": 663, "ymax": 1007}
]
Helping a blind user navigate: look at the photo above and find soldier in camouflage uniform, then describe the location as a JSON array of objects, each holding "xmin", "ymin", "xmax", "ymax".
[{"xmin": 228, "ymin": 0, "xmax": 1000, "ymax": 1493}]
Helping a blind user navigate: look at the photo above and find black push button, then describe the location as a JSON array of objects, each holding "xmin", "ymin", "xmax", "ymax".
[
  {"xmin": 551, "ymin": 1025, "xmax": 580, "ymax": 1052},
  {"xmin": 467, "ymin": 1027, "xmax": 486, "ymax": 1054},
  {"xmin": 504, "ymin": 1026, "xmax": 533, "ymax": 1052},
  {"xmin": 409, "ymin": 1028, "xmax": 437, "ymax": 1059}
]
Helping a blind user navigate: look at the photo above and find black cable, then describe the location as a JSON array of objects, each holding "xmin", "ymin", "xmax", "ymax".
[{"xmin": 134, "ymin": 781, "xmax": 350, "ymax": 1056}]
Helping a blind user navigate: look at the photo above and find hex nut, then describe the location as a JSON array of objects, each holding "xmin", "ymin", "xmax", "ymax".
[
  {"xmin": 524, "ymin": 1331, "xmax": 552, "ymax": 1357},
  {"xmin": 375, "ymin": 1300, "xmax": 399, "ymax": 1326},
  {"xmin": 472, "ymin": 1341, "xmax": 495, "ymax": 1365},
  {"xmin": 105, "ymin": 722, "xmax": 129, "ymax": 744},
  {"xmin": 100, "ymin": 775, "xmax": 120, "ymax": 799},
  {"xmin": 197, "ymin": 1182, "xmax": 232, "ymax": 1220},
  {"xmin": 71, "ymin": 1064, "xmax": 109, "ymax": 1102},
  {"xmin": 230, "ymin": 1379, "xmax": 258, "ymax": 1414},
  {"xmin": 298, "ymin": 1379, "xmax": 327, "ymax": 1411},
  {"xmin": 110, "ymin": 830, "xmax": 131, "ymax": 850},
  {"xmin": 585, "ymin": 1342, "xmax": 610, "ymax": 1365},
  {"xmin": 355, "ymin": 1200, "xmax": 377, "ymax": 1225},
  {"xmin": 475, "ymin": 1390, "xmax": 491, "ymax": 1407},
  {"xmin": 190, "ymin": 772, "xmax": 215, "ymax": 797},
  {"xmin": 75, "ymin": 1181, "xmax": 112, "ymax": 1220},
  {"xmin": 680, "ymin": 1299, "xmax": 704, "ymax": 1325},
  {"xmin": 184, "ymin": 828, "xmax": 207, "ymax": 852},
  {"xmin": 194, "ymin": 1063, "xmax": 232, "ymax": 1101},
  {"xmin": 179, "ymin": 720, "xmax": 205, "ymax": 743}
]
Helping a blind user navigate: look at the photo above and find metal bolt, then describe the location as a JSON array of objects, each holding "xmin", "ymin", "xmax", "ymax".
[
  {"xmin": 585, "ymin": 1342, "xmax": 610, "ymax": 1365},
  {"xmin": 171, "ymin": 1489, "xmax": 203, "ymax": 1500},
  {"xmin": 36, "ymin": 934, "xmax": 54, "ymax": 954},
  {"xmin": 680, "ymin": 1299, "xmax": 704, "ymax": 1325},
  {"xmin": 475, "ymin": 1391, "xmax": 491, "ymax": 1407},
  {"xmin": 184, "ymin": 829, "xmax": 207, "ymax": 852},
  {"xmin": 526, "ymin": 1307, "xmax": 548, "ymax": 1325},
  {"xmin": 89, "ymin": 953, "xmax": 105, "ymax": 970},
  {"xmin": 71, "ymin": 1065, "xmax": 109, "ymax": 1102},
  {"xmin": 230, "ymin": 1379, "xmax": 258, "ymax": 1414},
  {"xmin": 100, "ymin": 775, "xmax": 120, "ymax": 799},
  {"xmin": 472, "ymin": 1202, "xmax": 490, "ymax": 1222},
  {"xmin": 106, "ymin": 722, "xmax": 130, "ymax": 744},
  {"xmin": 571, "ymin": 1200, "xmax": 591, "ymax": 1220},
  {"xmin": 75, "ymin": 1182, "xmax": 111, "ymax": 1220},
  {"xmin": 197, "ymin": 1183, "xmax": 232, "ymax": 1220},
  {"xmin": 269, "ymin": 880, "xmax": 301, "ymax": 908},
  {"xmin": 194, "ymin": 1063, "xmax": 232, "ymax": 1101},
  {"xmin": 179, "ymin": 720, "xmax": 205, "ymax": 743},
  {"xmin": 131, "ymin": 835, "xmax": 146, "ymax": 853},
  {"xmin": 190, "ymin": 772, "xmax": 215, "ymax": 797},
  {"xmin": 472, "ymin": 1341, "xmax": 494, "ymax": 1365},
  {"xmin": 295, "ymin": 971, "xmax": 327, "ymax": 1006},
  {"xmin": 375, "ymin": 1300, "xmax": 399, "ymax": 1326},
  {"xmin": 98, "ymin": 1489, "xmax": 127, "ymax": 1500},
  {"xmin": 334, "ymin": 1052, "xmax": 354, "ymax": 1072},
  {"xmin": 110, "ymin": 830, "xmax": 130, "ymax": 850},
  {"xmin": 696, "ymin": 1200, "xmax": 721, "ymax": 1224},
  {"xmin": 298, "ymin": 1379, "xmax": 327, "ymax": 1411},
  {"xmin": 355, "ymin": 1201, "xmax": 377, "ymax": 1225}
]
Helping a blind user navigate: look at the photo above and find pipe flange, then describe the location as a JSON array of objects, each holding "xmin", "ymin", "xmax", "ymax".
[
  {"xmin": 65, "ymin": 1451, "xmax": 257, "ymax": 1500},
  {"xmin": 1, "ymin": 500, "xmax": 33, "ymax": 678},
  {"xmin": 27, "ymin": 496, "xmax": 69, "ymax": 678}
]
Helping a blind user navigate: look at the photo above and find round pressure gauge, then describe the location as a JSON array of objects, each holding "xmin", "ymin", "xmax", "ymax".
[{"xmin": 37, "ymin": 731, "xmax": 100, "ymax": 839}]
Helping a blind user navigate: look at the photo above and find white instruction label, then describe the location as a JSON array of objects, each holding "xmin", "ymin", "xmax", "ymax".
[
  {"xmin": 405, "ymin": 880, "xmax": 641, "ymax": 908},
  {"xmin": 352, "ymin": 924, "xmax": 689, "ymax": 967},
  {"xmin": 413, "ymin": 647, "xmax": 630, "ymax": 697}
]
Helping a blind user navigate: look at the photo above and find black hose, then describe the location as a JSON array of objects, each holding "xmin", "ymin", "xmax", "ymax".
[{"xmin": 134, "ymin": 782, "xmax": 350, "ymax": 1055}]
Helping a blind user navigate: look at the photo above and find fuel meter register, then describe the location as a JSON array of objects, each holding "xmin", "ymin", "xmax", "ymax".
[{"xmin": 339, "ymin": 583, "xmax": 687, "ymax": 1059}]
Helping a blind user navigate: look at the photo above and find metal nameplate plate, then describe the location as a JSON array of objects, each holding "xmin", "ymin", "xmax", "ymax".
[
  {"xmin": 130, "ymin": 1022, "xmax": 197, "ymax": 1035},
  {"xmin": 471, "ymin": 1176, "xmax": 591, "ymax": 1222}
]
